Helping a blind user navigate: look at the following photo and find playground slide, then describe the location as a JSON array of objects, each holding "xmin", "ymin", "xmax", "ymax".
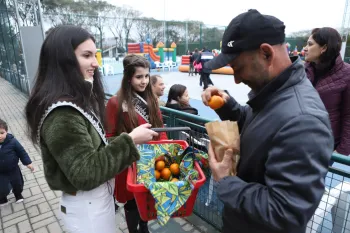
[{"xmin": 144, "ymin": 44, "xmax": 160, "ymax": 62}]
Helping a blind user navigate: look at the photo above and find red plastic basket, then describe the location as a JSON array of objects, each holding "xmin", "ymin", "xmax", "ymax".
[{"xmin": 126, "ymin": 140, "xmax": 206, "ymax": 221}]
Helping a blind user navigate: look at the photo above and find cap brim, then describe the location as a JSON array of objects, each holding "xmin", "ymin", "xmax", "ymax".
[{"xmin": 204, "ymin": 53, "xmax": 238, "ymax": 70}]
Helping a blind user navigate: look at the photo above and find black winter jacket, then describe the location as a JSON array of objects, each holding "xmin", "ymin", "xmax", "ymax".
[
  {"xmin": 215, "ymin": 57, "xmax": 333, "ymax": 233},
  {"xmin": 0, "ymin": 134, "xmax": 32, "ymax": 173}
]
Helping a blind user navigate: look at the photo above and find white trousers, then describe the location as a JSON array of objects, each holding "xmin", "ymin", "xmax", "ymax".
[{"xmin": 59, "ymin": 179, "xmax": 115, "ymax": 233}]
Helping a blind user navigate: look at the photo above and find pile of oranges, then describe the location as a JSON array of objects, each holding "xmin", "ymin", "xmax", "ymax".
[{"xmin": 154, "ymin": 157, "xmax": 180, "ymax": 182}]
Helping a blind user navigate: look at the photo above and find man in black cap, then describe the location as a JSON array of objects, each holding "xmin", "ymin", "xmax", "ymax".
[{"xmin": 202, "ymin": 9, "xmax": 333, "ymax": 233}]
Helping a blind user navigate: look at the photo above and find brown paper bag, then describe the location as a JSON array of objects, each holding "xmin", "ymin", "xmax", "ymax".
[{"xmin": 205, "ymin": 121, "xmax": 240, "ymax": 175}]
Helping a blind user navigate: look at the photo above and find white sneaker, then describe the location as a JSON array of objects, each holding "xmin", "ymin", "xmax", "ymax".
[{"xmin": 16, "ymin": 199, "xmax": 24, "ymax": 203}]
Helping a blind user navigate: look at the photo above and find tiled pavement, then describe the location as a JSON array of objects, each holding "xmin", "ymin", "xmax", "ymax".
[{"xmin": 0, "ymin": 77, "xmax": 220, "ymax": 233}]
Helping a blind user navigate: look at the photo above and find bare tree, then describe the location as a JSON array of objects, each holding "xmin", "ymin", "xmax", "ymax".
[
  {"xmin": 122, "ymin": 6, "xmax": 141, "ymax": 46},
  {"xmin": 187, "ymin": 20, "xmax": 201, "ymax": 42},
  {"xmin": 42, "ymin": 0, "xmax": 89, "ymax": 27},
  {"xmin": 6, "ymin": 0, "xmax": 38, "ymax": 27},
  {"xmin": 288, "ymin": 29, "xmax": 312, "ymax": 38},
  {"xmin": 108, "ymin": 7, "xmax": 125, "ymax": 50},
  {"xmin": 108, "ymin": 6, "xmax": 141, "ymax": 51},
  {"xmin": 134, "ymin": 17, "xmax": 163, "ymax": 46}
]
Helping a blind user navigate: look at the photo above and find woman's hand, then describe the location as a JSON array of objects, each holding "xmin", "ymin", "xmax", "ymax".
[{"xmin": 129, "ymin": 124, "xmax": 159, "ymax": 144}]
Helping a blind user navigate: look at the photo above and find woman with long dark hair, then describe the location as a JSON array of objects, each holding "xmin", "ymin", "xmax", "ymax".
[
  {"xmin": 25, "ymin": 25, "xmax": 157, "ymax": 233},
  {"xmin": 105, "ymin": 54, "xmax": 167, "ymax": 233},
  {"xmin": 304, "ymin": 27, "xmax": 350, "ymax": 155},
  {"xmin": 166, "ymin": 84, "xmax": 198, "ymax": 115}
]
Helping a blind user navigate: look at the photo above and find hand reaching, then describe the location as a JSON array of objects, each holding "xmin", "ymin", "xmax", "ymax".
[
  {"xmin": 129, "ymin": 123, "xmax": 159, "ymax": 145},
  {"xmin": 201, "ymin": 86, "xmax": 230, "ymax": 106},
  {"xmin": 27, "ymin": 164, "xmax": 35, "ymax": 172}
]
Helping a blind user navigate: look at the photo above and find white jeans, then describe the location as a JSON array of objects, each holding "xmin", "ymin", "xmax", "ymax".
[{"xmin": 59, "ymin": 179, "xmax": 115, "ymax": 233}]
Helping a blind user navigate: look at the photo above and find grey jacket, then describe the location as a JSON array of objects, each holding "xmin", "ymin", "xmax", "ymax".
[{"xmin": 215, "ymin": 57, "xmax": 333, "ymax": 233}]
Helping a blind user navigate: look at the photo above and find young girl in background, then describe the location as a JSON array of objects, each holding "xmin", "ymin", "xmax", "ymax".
[
  {"xmin": 105, "ymin": 54, "xmax": 167, "ymax": 233},
  {"xmin": 166, "ymin": 84, "xmax": 198, "ymax": 115}
]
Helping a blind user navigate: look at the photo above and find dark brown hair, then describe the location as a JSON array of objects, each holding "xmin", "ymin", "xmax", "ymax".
[
  {"xmin": 167, "ymin": 84, "xmax": 187, "ymax": 106},
  {"xmin": 25, "ymin": 25, "xmax": 105, "ymax": 144},
  {"xmin": 0, "ymin": 119, "xmax": 8, "ymax": 131},
  {"xmin": 116, "ymin": 55, "xmax": 163, "ymax": 135},
  {"xmin": 311, "ymin": 27, "xmax": 342, "ymax": 64}
]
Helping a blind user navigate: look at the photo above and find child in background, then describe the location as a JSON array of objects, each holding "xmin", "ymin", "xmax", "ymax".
[{"xmin": 0, "ymin": 119, "xmax": 34, "ymax": 206}]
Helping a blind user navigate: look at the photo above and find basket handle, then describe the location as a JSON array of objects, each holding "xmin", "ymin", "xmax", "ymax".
[{"xmin": 151, "ymin": 127, "xmax": 191, "ymax": 132}]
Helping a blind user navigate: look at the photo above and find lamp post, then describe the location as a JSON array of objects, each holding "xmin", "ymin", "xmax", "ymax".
[{"xmin": 36, "ymin": 0, "xmax": 45, "ymax": 39}]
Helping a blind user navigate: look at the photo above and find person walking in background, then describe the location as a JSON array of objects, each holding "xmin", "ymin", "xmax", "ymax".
[
  {"xmin": 192, "ymin": 48, "xmax": 200, "ymax": 76},
  {"xmin": 304, "ymin": 27, "xmax": 350, "ymax": 156},
  {"xmin": 197, "ymin": 47, "xmax": 214, "ymax": 90},
  {"xmin": 0, "ymin": 119, "xmax": 34, "ymax": 206},
  {"xmin": 189, "ymin": 52, "xmax": 195, "ymax": 76}
]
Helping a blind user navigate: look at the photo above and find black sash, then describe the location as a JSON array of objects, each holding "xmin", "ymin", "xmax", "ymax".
[{"xmin": 132, "ymin": 94, "xmax": 149, "ymax": 123}]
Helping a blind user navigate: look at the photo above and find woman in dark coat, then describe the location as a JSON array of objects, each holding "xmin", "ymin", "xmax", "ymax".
[
  {"xmin": 165, "ymin": 84, "xmax": 198, "ymax": 115},
  {"xmin": 304, "ymin": 27, "xmax": 350, "ymax": 155}
]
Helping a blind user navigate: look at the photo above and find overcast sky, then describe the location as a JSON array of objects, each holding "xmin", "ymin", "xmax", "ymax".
[{"xmin": 106, "ymin": 0, "xmax": 346, "ymax": 35}]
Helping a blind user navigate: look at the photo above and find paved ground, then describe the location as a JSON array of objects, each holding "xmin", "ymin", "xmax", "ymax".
[{"xmin": 0, "ymin": 77, "xmax": 220, "ymax": 233}]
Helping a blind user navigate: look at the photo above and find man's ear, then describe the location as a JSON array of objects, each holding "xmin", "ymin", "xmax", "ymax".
[{"xmin": 260, "ymin": 43, "xmax": 274, "ymax": 63}]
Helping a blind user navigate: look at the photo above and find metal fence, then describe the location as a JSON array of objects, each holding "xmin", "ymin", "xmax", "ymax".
[
  {"xmin": 160, "ymin": 106, "xmax": 224, "ymax": 230},
  {"xmin": 307, "ymin": 154, "xmax": 350, "ymax": 233},
  {"xmin": 0, "ymin": 0, "xmax": 44, "ymax": 94},
  {"xmin": 0, "ymin": 0, "xmax": 28, "ymax": 93}
]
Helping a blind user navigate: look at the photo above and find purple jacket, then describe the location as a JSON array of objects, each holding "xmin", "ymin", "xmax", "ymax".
[{"xmin": 305, "ymin": 55, "xmax": 350, "ymax": 155}]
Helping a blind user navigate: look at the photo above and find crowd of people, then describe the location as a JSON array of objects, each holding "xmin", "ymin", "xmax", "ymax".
[{"xmin": 0, "ymin": 8, "xmax": 349, "ymax": 233}]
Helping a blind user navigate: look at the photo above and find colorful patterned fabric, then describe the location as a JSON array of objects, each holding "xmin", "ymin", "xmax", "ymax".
[{"xmin": 137, "ymin": 143, "xmax": 208, "ymax": 225}]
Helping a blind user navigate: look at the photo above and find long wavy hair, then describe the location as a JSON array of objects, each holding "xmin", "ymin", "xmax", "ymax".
[
  {"xmin": 25, "ymin": 25, "xmax": 106, "ymax": 144},
  {"xmin": 116, "ymin": 54, "xmax": 163, "ymax": 135}
]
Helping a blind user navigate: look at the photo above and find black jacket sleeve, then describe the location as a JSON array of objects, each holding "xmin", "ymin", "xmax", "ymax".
[
  {"xmin": 196, "ymin": 53, "xmax": 201, "ymax": 64},
  {"xmin": 215, "ymin": 95, "xmax": 250, "ymax": 132},
  {"xmin": 14, "ymin": 138, "xmax": 32, "ymax": 166},
  {"xmin": 216, "ymin": 114, "xmax": 333, "ymax": 231}
]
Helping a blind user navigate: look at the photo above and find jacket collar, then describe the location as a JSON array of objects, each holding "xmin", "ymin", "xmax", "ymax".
[
  {"xmin": 247, "ymin": 57, "xmax": 305, "ymax": 110},
  {"xmin": 1, "ymin": 134, "xmax": 14, "ymax": 145},
  {"xmin": 305, "ymin": 54, "xmax": 344, "ymax": 81}
]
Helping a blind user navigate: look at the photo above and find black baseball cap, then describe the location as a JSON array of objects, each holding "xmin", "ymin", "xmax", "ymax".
[{"xmin": 205, "ymin": 9, "xmax": 286, "ymax": 70}]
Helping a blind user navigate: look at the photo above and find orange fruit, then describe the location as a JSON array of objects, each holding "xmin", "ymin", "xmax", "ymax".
[
  {"xmin": 155, "ymin": 170, "xmax": 160, "ymax": 180},
  {"xmin": 170, "ymin": 163, "xmax": 180, "ymax": 176},
  {"xmin": 208, "ymin": 95, "xmax": 224, "ymax": 110},
  {"xmin": 161, "ymin": 168, "xmax": 171, "ymax": 181},
  {"xmin": 171, "ymin": 178, "xmax": 179, "ymax": 182},
  {"xmin": 155, "ymin": 161, "xmax": 165, "ymax": 171}
]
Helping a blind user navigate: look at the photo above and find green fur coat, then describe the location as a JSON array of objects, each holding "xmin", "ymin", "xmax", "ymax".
[{"xmin": 39, "ymin": 105, "xmax": 139, "ymax": 193}]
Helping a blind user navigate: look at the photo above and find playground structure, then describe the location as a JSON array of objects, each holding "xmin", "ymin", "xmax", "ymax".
[
  {"xmin": 127, "ymin": 42, "xmax": 177, "ymax": 69},
  {"xmin": 178, "ymin": 55, "xmax": 234, "ymax": 75}
]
